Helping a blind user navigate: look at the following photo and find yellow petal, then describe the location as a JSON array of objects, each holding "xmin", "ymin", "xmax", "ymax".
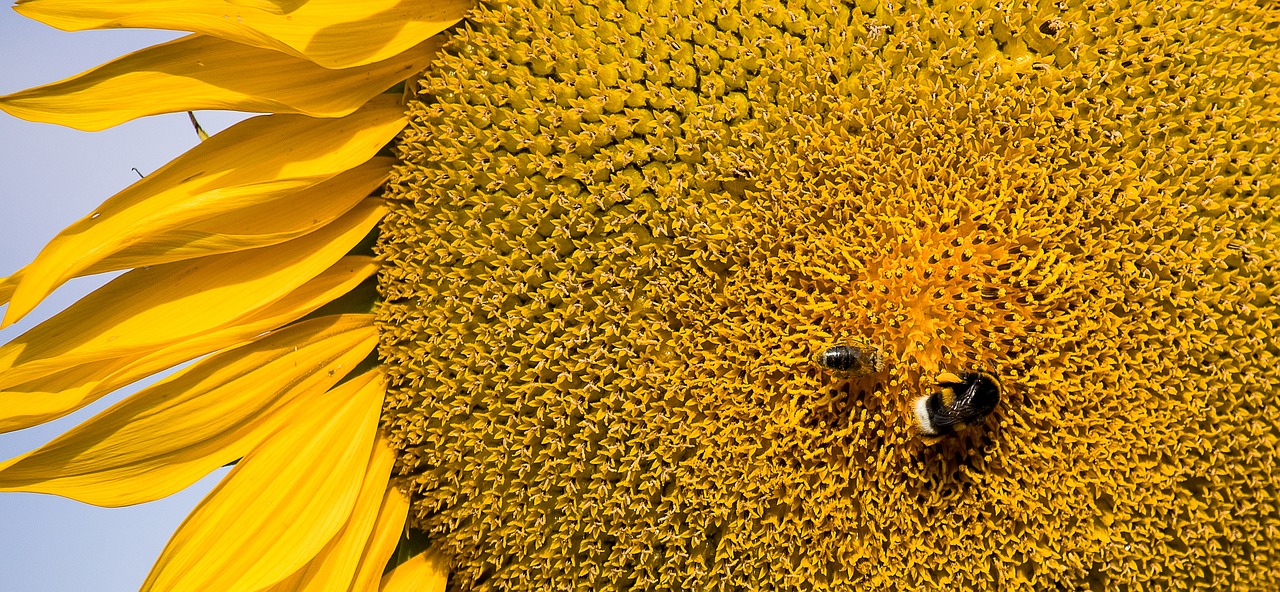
[
  {"xmin": 15, "ymin": 0, "xmax": 470, "ymax": 69},
  {"xmin": 379, "ymin": 550, "xmax": 449, "ymax": 592},
  {"xmin": 0, "ymin": 198, "xmax": 383, "ymax": 389},
  {"xmin": 154, "ymin": 162, "xmax": 390, "ymax": 272},
  {"xmin": 0, "ymin": 314, "xmax": 376, "ymax": 507},
  {"xmin": 4, "ymin": 95, "xmax": 404, "ymax": 325},
  {"xmin": 349, "ymin": 485, "xmax": 411, "ymax": 592},
  {"xmin": 0, "ymin": 159, "xmax": 390, "ymax": 301},
  {"xmin": 263, "ymin": 438, "xmax": 399, "ymax": 592},
  {"xmin": 95, "ymin": 159, "xmax": 392, "ymax": 271},
  {"xmin": 141, "ymin": 370, "xmax": 387, "ymax": 592},
  {"xmin": 0, "ymin": 255, "xmax": 376, "ymax": 434},
  {"xmin": 0, "ymin": 35, "xmax": 440, "ymax": 131}
]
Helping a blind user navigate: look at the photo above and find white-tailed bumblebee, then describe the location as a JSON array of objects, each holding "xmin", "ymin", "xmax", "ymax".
[
  {"xmin": 913, "ymin": 370, "xmax": 1001, "ymax": 438},
  {"xmin": 814, "ymin": 340, "xmax": 886, "ymax": 378}
]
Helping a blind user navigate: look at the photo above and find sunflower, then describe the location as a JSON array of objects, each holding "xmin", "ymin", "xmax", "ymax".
[
  {"xmin": 2, "ymin": 0, "xmax": 1278, "ymax": 590},
  {"xmin": 1, "ymin": 1, "xmax": 463, "ymax": 590}
]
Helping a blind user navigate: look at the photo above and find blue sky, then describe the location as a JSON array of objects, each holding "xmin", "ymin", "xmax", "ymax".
[{"xmin": 0, "ymin": 10, "xmax": 253, "ymax": 591}]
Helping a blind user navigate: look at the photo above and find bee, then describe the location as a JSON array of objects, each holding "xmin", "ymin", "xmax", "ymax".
[
  {"xmin": 913, "ymin": 370, "xmax": 1002, "ymax": 438},
  {"xmin": 814, "ymin": 340, "xmax": 886, "ymax": 378}
]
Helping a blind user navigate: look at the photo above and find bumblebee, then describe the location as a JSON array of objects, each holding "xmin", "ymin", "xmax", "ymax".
[
  {"xmin": 913, "ymin": 370, "xmax": 1002, "ymax": 438},
  {"xmin": 814, "ymin": 341, "xmax": 886, "ymax": 378}
]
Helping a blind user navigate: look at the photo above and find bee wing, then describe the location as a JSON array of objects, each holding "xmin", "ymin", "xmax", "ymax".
[
  {"xmin": 925, "ymin": 398, "xmax": 973, "ymax": 432},
  {"xmin": 965, "ymin": 379, "xmax": 1002, "ymax": 414},
  {"xmin": 940, "ymin": 382, "xmax": 999, "ymax": 427}
]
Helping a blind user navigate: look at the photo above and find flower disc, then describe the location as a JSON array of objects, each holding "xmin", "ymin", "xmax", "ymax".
[{"xmin": 379, "ymin": 0, "xmax": 1280, "ymax": 589}]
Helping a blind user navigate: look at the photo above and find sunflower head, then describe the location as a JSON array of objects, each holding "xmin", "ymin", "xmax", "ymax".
[
  {"xmin": 2, "ymin": 0, "xmax": 1278, "ymax": 590},
  {"xmin": 379, "ymin": 0, "xmax": 1279, "ymax": 588}
]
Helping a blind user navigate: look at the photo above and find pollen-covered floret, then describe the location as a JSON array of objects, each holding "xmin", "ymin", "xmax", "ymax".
[{"xmin": 377, "ymin": 0, "xmax": 1280, "ymax": 589}]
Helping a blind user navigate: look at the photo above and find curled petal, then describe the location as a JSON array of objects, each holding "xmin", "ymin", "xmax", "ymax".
[
  {"xmin": 0, "ymin": 35, "xmax": 441, "ymax": 131},
  {"xmin": 0, "ymin": 244, "xmax": 378, "ymax": 434},
  {"xmin": 1, "ymin": 158, "xmax": 392, "ymax": 293},
  {"xmin": 0, "ymin": 314, "xmax": 377, "ymax": 507},
  {"xmin": 4, "ymin": 95, "xmax": 403, "ymax": 325},
  {"xmin": 0, "ymin": 196, "xmax": 378, "ymax": 433},
  {"xmin": 0, "ymin": 199, "xmax": 384, "ymax": 390},
  {"xmin": 349, "ymin": 484, "xmax": 411, "ymax": 592},
  {"xmin": 141, "ymin": 370, "xmax": 387, "ymax": 592},
  {"xmin": 264, "ymin": 438, "xmax": 403, "ymax": 591},
  {"xmin": 15, "ymin": 0, "xmax": 470, "ymax": 68}
]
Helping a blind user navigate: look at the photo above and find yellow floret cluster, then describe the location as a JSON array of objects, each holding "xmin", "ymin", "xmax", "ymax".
[{"xmin": 377, "ymin": 0, "xmax": 1279, "ymax": 589}]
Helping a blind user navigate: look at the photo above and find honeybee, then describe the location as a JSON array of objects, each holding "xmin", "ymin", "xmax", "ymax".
[
  {"xmin": 814, "ymin": 340, "xmax": 886, "ymax": 378},
  {"xmin": 913, "ymin": 370, "xmax": 1002, "ymax": 438}
]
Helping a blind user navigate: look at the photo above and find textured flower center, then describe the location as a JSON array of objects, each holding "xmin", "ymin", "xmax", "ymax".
[{"xmin": 378, "ymin": 0, "xmax": 1279, "ymax": 588}]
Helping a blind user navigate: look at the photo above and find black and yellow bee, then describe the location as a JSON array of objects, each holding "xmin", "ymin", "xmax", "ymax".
[
  {"xmin": 913, "ymin": 370, "xmax": 1002, "ymax": 438},
  {"xmin": 814, "ymin": 340, "xmax": 886, "ymax": 378}
]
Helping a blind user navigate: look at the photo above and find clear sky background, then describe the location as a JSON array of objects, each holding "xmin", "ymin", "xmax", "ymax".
[{"xmin": 1, "ymin": 9, "xmax": 254, "ymax": 591}]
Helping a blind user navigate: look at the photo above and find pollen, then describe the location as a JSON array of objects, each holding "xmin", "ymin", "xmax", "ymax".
[{"xmin": 378, "ymin": 0, "xmax": 1280, "ymax": 589}]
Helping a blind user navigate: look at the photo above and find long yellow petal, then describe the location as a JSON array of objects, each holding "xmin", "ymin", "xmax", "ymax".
[
  {"xmin": 91, "ymin": 159, "xmax": 391, "ymax": 271},
  {"xmin": 0, "ymin": 198, "xmax": 383, "ymax": 389},
  {"xmin": 379, "ymin": 550, "xmax": 449, "ymax": 592},
  {"xmin": 0, "ymin": 159, "xmax": 390, "ymax": 297},
  {"xmin": 15, "ymin": 0, "xmax": 470, "ymax": 69},
  {"xmin": 264, "ymin": 438, "xmax": 398, "ymax": 592},
  {"xmin": 0, "ymin": 255, "xmax": 377, "ymax": 434},
  {"xmin": 3, "ymin": 95, "xmax": 404, "ymax": 325},
  {"xmin": 141, "ymin": 370, "xmax": 387, "ymax": 592},
  {"xmin": 0, "ymin": 314, "xmax": 376, "ymax": 507},
  {"xmin": 0, "ymin": 35, "xmax": 440, "ymax": 131},
  {"xmin": 349, "ymin": 485, "xmax": 411, "ymax": 592}
]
